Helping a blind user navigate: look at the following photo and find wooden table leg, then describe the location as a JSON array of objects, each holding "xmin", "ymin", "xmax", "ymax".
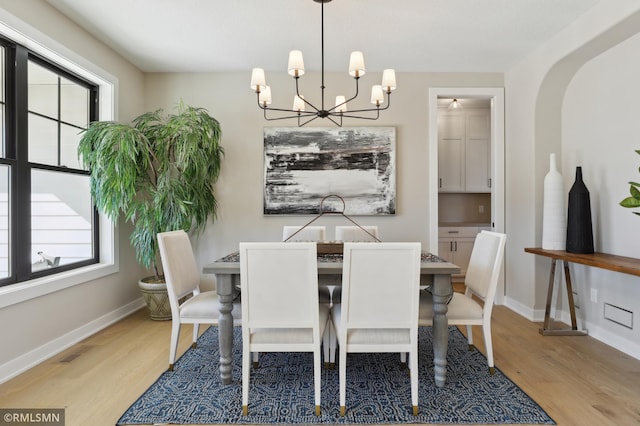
[
  {"xmin": 431, "ymin": 274, "xmax": 453, "ymax": 388},
  {"xmin": 215, "ymin": 273, "xmax": 236, "ymax": 384},
  {"xmin": 539, "ymin": 259, "xmax": 587, "ymax": 336},
  {"xmin": 540, "ymin": 258, "xmax": 557, "ymax": 334}
]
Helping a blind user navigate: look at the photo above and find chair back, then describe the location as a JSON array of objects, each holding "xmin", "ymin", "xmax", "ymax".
[
  {"xmin": 282, "ymin": 225, "xmax": 326, "ymax": 242},
  {"xmin": 157, "ymin": 230, "xmax": 202, "ymax": 317},
  {"xmin": 239, "ymin": 242, "xmax": 319, "ymax": 328},
  {"xmin": 341, "ymin": 242, "xmax": 421, "ymax": 329},
  {"xmin": 464, "ymin": 231, "xmax": 507, "ymax": 310},
  {"xmin": 335, "ymin": 225, "xmax": 379, "ymax": 242}
]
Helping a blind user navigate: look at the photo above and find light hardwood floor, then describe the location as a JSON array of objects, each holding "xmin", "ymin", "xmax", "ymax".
[{"xmin": 1, "ymin": 304, "xmax": 639, "ymax": 426}]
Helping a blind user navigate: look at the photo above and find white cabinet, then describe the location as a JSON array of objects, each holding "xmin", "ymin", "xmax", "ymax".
[
  {"xmin": 438, "ymin": 109, "xmax": 491, "ymax": 193},
  {"xmin": 438, "ymin": 226, "xmax": 488, "ymax": 278}
]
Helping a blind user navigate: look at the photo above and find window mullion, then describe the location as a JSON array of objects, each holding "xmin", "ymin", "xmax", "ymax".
[{"xmin": 14, "ymin": 45, "xmax": 31, "ymax": 281}]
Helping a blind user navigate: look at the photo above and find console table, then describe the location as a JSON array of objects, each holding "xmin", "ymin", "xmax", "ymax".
[{"xmin": 525, "ymin": 248, "xmax": 640, "ymax": 336}]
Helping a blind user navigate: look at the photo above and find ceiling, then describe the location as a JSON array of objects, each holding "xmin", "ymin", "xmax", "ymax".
[{"xmin": 45, "ymin": 0, "xmax": 599, "ymax": 74}]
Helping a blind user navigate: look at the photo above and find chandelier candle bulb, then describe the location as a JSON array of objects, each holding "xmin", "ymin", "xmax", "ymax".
[
  {"xmin": 288, "ymin": 50, "xmax": 305, "ymax": 77},
  {"xmin": 335, "ymin": 95, "xmax": 347, "ymax": 112},
  {"xmin": 349, "ymin": 51, "xmax": 365, "ymax": 77},
  {"xmin": 250, "ymin": 68, "xmax": 266, "ymax": 91},
  {"xmin": 371, "ymin": 85, "xmax": 384, "ymax": 105},
  {"xmin": 259, "ymin": 86, "xmax": 272, "ymax": 106},
  {"xmin": 293, "ymin": 95, "xmax": 305, "ymax": 112},
  {"xmin": 382, "ymin": 69, "xmax": 396, "ymax": 92}
]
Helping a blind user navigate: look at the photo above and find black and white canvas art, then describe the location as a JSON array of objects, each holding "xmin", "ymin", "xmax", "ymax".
[{"xmin": 263, "ymin": 127, "xmax": 396, "ymax": 215}]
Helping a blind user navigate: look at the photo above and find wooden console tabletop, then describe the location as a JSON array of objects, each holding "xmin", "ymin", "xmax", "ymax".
[
  {"xmin": 525, "ymin": 248, "xmax": 640, "ymax": 277},
  {"xmin": 525, "ymin": 248, "xmax": 640, "ymax": 336}
]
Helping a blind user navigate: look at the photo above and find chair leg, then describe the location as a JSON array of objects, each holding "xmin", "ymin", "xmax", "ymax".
[
  {"xmin": 322, "ymin": 320, "xmax": 330, "ymax": 368},
  {"xmin": 252, "ymin": 352, "xmax": 259, "ymax": 368},
  {"xmin": 168, "ymin": 321, "xmax": 181, "ymax": 370},
  {"xmin": 192, "ymin": 323, "xmax": 200, "ymax": 349},
  {"xmin": 400, "ymin": 352, "xmax": 407, "ymax": 368},
  {"xmin": 242, "ymin": 340, "xmax": 250, "ymax": 416},
  {"xmin": 482, "ymin": 321, "xmax": 495, "ymax": 374},
  {"xmin": 329, "ymin": 319, "xmax": 337, "ymax": 368},
  {"xmin": 466, "ymin": 324, "xmax": 474, "ymax": 351},
  {"xmin": 339, "ymin": 345, "xmax": 347, "ymax": 416},
  {"xmin": 314, "ymin": 348, "xmax": 322, "ymax": 416},
  {"xmin": 410, "ymin": 346, "xmax": 419, "ymax": 416}
]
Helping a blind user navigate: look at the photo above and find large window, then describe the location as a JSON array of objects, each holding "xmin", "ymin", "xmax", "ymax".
[{"xmin": 0, "ymin": 39, "xmax": 99, "ymax": 286}]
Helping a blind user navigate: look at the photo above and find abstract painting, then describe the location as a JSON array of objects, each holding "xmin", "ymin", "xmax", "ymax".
[{"xmin": 263, "ymin": 127, "xmax": 396, "ymax": 215}]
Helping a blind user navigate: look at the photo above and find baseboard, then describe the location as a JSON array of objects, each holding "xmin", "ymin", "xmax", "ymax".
[
  {"xmin": 586, "ymin": 321, "xmax": 640, "ymax": 360},
  {"xmin": 504, "ymin": 301, "xmax": 640, "ymax": 361},
  {"xmin": 503, "ymin": 296, "xmax": 546, "ymax": 321},
  {"xmin": 0, "ymin": 298, "xmax": 145, "ymax": 384},
  {"xmin": 554, "ymin": 309, "xmax": 640, "ymax": 361}
]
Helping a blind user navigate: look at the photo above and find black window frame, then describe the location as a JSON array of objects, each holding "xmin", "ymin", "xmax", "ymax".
[{"xmin": 0, "ymin": 37, "xmax": 100, "ymax": 287}]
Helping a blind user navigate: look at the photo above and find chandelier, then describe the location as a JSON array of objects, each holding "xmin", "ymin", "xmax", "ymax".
[{"xmin": 249, "ymin": 0, "xmax": 396, "ymax": 127}]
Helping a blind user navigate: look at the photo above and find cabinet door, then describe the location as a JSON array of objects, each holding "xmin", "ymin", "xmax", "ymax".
[
  {"xmin": 465, "ymin": 138, "xmax": 490, "ymax": 192},
  {"xmin": 438, "ymin": 239, "xmax": 455, "ymax": 263},
  {"xmin": 438, "ymin": 112, "xmax": 465, "ymax": 192},
  {"xmin": 465, "ymin": 111, "xmax": 491, "ymax": 192},
  {"xmin": 438, "ymin": 138, "xmax": 465, "ymax": 192}
]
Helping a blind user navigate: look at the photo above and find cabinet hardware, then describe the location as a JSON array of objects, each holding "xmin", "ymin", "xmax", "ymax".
[
  {"xmin": 439, "ymin": 178, "xmax": 442, "ymax": 188},
  {"xmin": 448, "ymin": 230, "xmax": 459, "ymax": 234},
  {"xmin": 488, "ymin": 178, "xmax": 492, "ymax": 188}
]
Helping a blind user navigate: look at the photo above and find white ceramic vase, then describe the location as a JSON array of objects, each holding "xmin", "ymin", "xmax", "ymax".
[{"xmin": 542, "ymin": 153, "xmax": 566, "ymax": 250}]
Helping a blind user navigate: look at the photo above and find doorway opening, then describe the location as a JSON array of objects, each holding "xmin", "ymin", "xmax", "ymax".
[{"xmin": 428, "ymin": 88, "xmax": 505, "ymax": 302}]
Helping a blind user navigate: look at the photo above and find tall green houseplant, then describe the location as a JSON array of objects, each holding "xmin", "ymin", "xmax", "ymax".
[
  {"xmin": 620, "ymin": 150, "xmax": 640, "ymax": 215},
  {"xmin": 78, "ymin": 102, "xmax": 224, "ymax": 281}
]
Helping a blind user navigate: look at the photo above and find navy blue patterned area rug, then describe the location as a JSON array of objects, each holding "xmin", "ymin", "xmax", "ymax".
[{"xmin": 117, "ymin": 326, "xmax": 555, "ymax": 425}]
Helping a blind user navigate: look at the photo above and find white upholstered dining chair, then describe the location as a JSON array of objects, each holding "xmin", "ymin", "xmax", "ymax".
[
  {"xmin": 419, "ymin": 230, "xmax": 506, "ymax": 374},
  {"xmin": 335, "ymin": 225, "xmax": 379, "ymax": 242},
  {"xmin": 157, "ymin": 230, "xmax": 241, "ymax": 371},
  {"xmin": 239, "ymin": 242, "xmax": 329, "ymax": 417},
  {"xmin": 331, "ymin": 225, "xmax": 380, "ymax": 306},
  {"xmin": 283, "ymin": 225, "xmax": 331, "ymax": 304},
  {"xmin": 331, "ymin": 242, "xmax": 422, "ymax": 417},
  {"xmin": 282, "ymin": 225, "xmax": 326, "ymax": 242},
  {"xmin": 282, "ymin": 225, "xmax": 335, "ymax": 365}
]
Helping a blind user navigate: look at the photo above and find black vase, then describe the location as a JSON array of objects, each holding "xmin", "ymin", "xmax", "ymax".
[{"xmin": 566, "ymin": 167, "xmax": 594, "ymax": 253}]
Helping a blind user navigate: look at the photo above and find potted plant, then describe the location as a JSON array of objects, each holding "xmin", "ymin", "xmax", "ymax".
[
  {"xmin": 77, "ymin": 101, "xmax": 224, "ymax": 320},
  {"xmin": 620, "ymin": 150, "xmax": 640, "ymax": 215}
]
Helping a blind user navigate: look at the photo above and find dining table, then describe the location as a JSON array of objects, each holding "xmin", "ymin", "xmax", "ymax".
[{"xmin": 203, "ymin": 250, "xmax": 460, "ymax": 388}]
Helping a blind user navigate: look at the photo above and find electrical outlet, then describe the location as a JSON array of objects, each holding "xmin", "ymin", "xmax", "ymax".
[
  {"xmin": 479, "ymin": 205, "xmax": 485, "ymax": 213},
  {"xmin": 590, "ymin": 289, "xmax": 598, "ymax": 303}
]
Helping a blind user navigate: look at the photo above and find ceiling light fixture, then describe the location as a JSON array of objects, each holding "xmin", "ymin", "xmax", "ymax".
[
  {"xmin": 249, "ymin": 0, "xmax": 396, "ymax": 127},
  {"xmin": 448, "ymin": 98, "xmax": 463, "ymax": 110}
]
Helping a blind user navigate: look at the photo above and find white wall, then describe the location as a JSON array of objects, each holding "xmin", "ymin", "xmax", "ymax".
[
  {"xmin": 505, "ymin": 1, "xmax": 640, "ymax": 358},
  {"xmin": 0, "ymin": 0, "xmax": 147, "ymax": 381},
  {"xmin": 143, "ymin": 71, "xmax": 503, "ymax": 288},
  {"xmin": 561, "ymin": 31, "xmax": 640, "ymax": 356}
]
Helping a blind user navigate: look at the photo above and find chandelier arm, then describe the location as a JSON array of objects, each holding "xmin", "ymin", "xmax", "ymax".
[
  {"xmin": 260, "ymin": 104, "xmax": 317, "ymax": 115},
  {"xmin": 295, "ymin": 77, "xmax": 322, "ymax": 113},
  {"xmin": 327, "ymin": 77, "xmax": 360, "ymax": 114},
  {"xmin": 325, "ymin": 115, "xmax": 342, "ymax": 127},
  {"xmin": 299, "ymin": 114, "xmax": 322, "ymax": 127},
  {"xmin": 334, "ymin": 110, "xmax": 381, "ymax": 120},
  {"xmin": 262, "ymin": 105, "xmax": 318, "ymax": 121},
  {"xmin": 345, "ymin": 92, "xmax": 392, "ymax": 114}
]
